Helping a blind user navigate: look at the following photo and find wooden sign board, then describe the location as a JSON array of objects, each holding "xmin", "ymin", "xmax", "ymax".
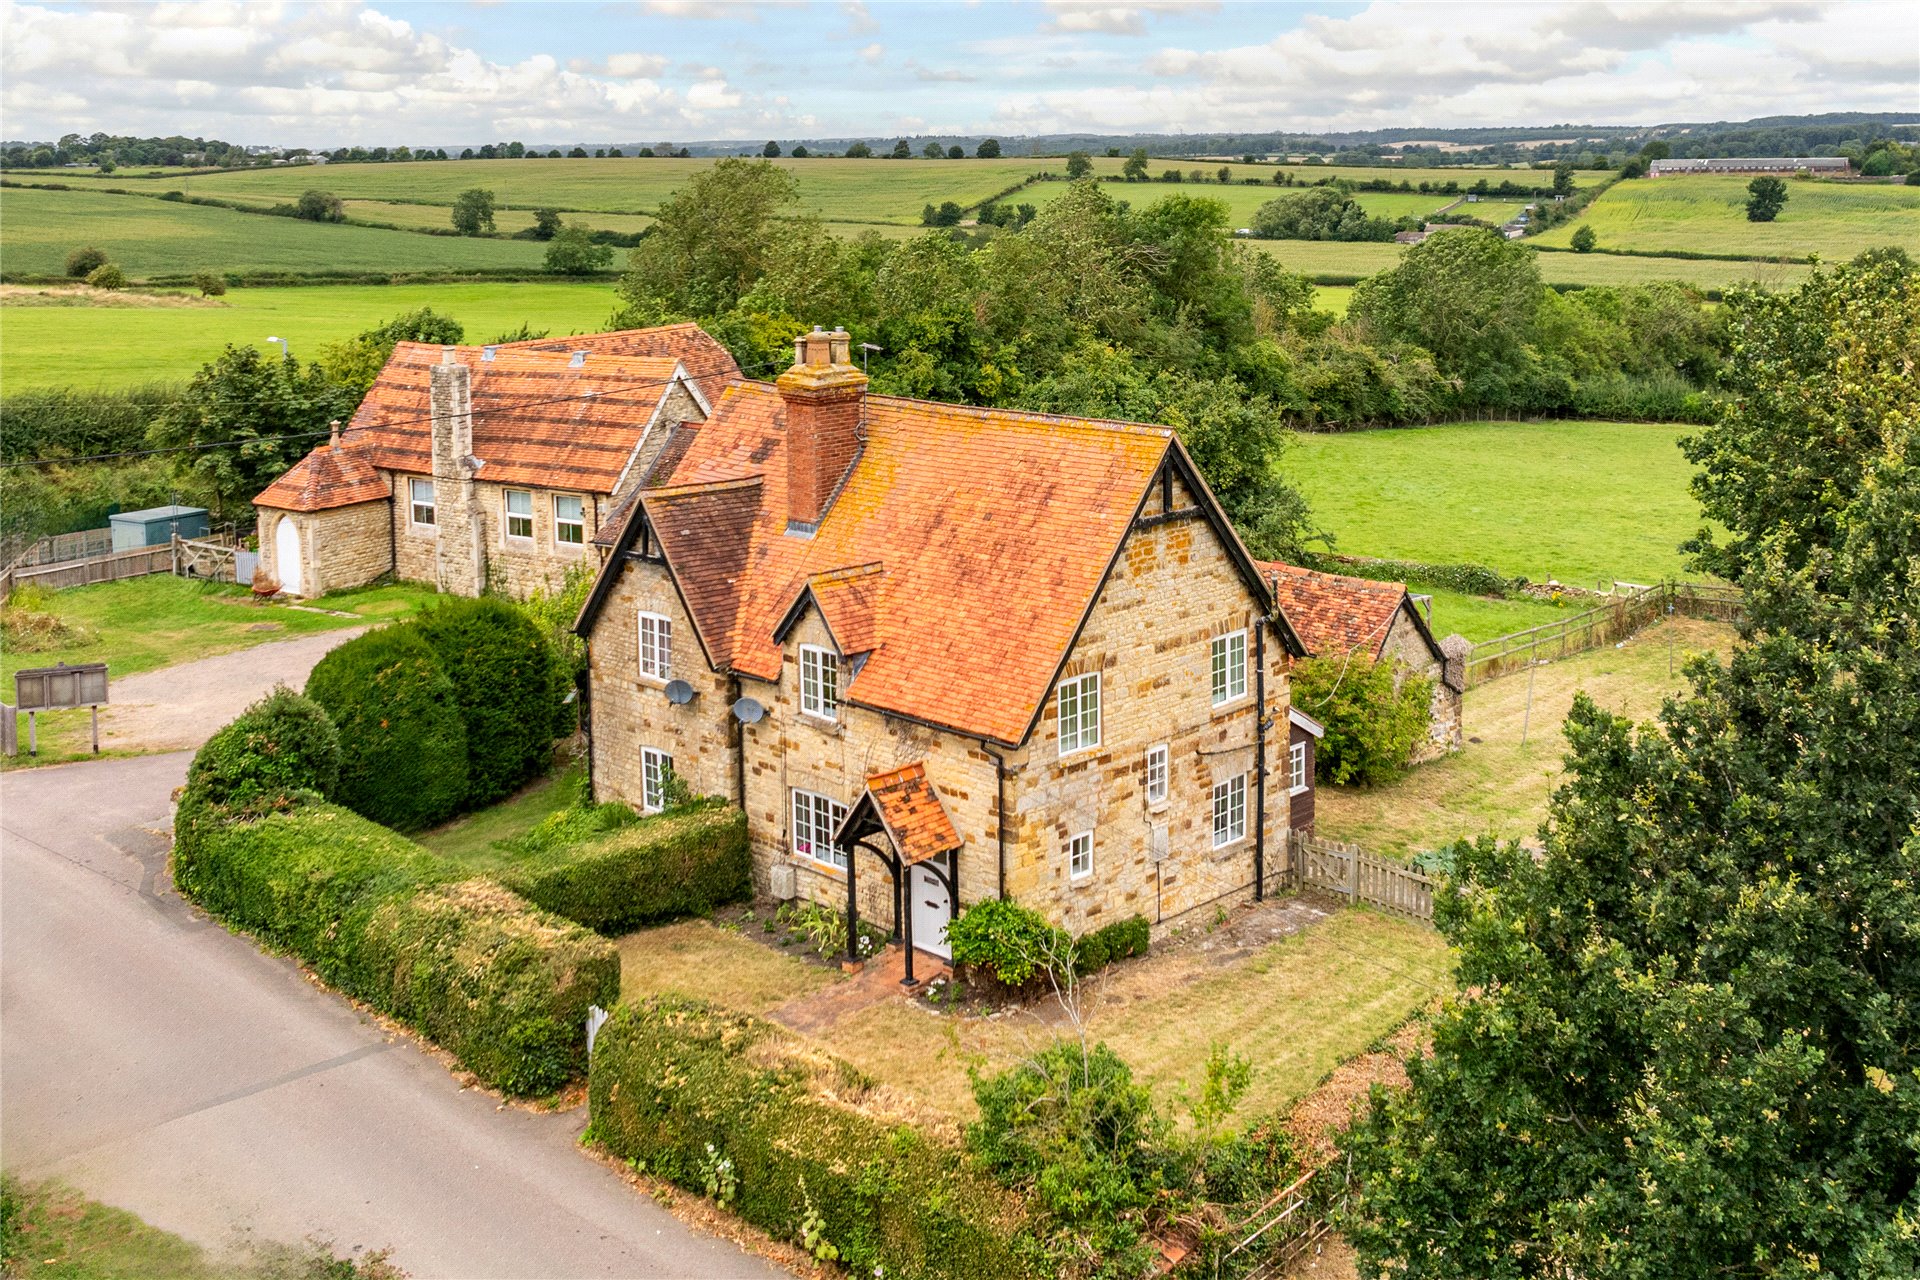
[{"xmin": 15, "ymin": 663, "xmax": 109, "ymax": 711}]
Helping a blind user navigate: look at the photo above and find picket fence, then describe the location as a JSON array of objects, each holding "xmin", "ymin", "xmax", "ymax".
[{"xmin": 1288, "ymin": 830, "xmax": 1435, "ymax": 923}]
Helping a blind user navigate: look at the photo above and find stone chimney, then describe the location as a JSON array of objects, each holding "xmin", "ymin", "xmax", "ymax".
[
  {"xmin": 777, "ymin": 326, "xmax": 867, "ymax": 532},
  {"xmin": 428, "ymin": 348, "xmax": 486, "ymax": 594}
]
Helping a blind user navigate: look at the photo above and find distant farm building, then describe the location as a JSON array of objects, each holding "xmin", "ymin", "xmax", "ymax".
[{"xmin": 1649, "ymin": 157, "xmax": 1849, "ymax": 177}]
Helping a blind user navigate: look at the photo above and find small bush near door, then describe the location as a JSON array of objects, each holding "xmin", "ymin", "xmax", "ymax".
[
  {"xmin": 305, "ymin": 626, "xmax": 469, "ymax": 831},
  {"xmin": 588, "ymin": 998, "xmax": 1040, "ymax": 1280},
  {"xmin": 1289, "ymin": 652, "xmax": 1433, "ymax": 786},
  {"xmin": 1074, "ymin": 914, "xmax": 1151, "ymax": 975}
]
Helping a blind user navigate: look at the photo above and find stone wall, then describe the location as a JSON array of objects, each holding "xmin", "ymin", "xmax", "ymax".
[
  {"xmin": 390, "ymin": 473, "xmax": 607, "ymax": 600},
  {"xmin": 1380, "ymin": 607, "xmax": 1463, "ymax": 761},
  {"xmin": 258, "ymin": 501, "xmax": 391, "ymax": 598}
]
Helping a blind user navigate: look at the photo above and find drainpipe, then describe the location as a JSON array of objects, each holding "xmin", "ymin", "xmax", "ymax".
[
  {"xmin": 728, "ymin": 675, "xmax": 746, "ymax": 808},
  {"xmin": 579, "ymin": 644, "xmax": 596, "ymax": 802},
  {"xmin": 1253, "ymin": 622, "xmax": 1267, "ymax": 902},
  {"xmin": 386, "ymin": 477, "xmax": 397, "ymax": 578},
  {"xmin": 987, "ymin": 747, "xmax": 1009, "ymax": 900}
]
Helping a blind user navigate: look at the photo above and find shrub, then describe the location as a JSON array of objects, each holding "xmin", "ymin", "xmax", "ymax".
[
  {"xmin": 192, "ymin": 270, "xmax": 227, "ymax": 297},
  {"xmin": 64, "ymin": 245, "xmax": 107, "ymax": 277},
  {"xmin": 947, "ymin": 898, "xmax": 1070, "ymax": 988},
  {"xmin": 304, "ymin": 627, "xmax": 469, "ymax": 831},
  {"xmin": 589, "ymin": 999, "xmax": 1039, "ymax": 1279},
  {"xmin": 176, "ymin": 688, "xmax": 339, "ymax": 842},
  {"xmin": 413, "ymin": 596, "xmax": 568, "ymax": 806},
  {"xmin": 497, "ymin": 799, "xmax": 749, "ymax": 934},
  {"xmin": 84, "ymin": 263, "xmax": 126, "ymax": 290},
  {"xmin": 174, "ymin": 797, "xmax": 617, "ymax": 1094},
  {"xmin": 294, "ymin": 189, "xmax": 345, "ymax": 222},
  {"xmin": 1570, "ymin": 224, "xmax": 1597, "ymax": 253},
  {"xmin": 1074, "ymin": 914, "xmax": 1151, "ymax": 975},
  {"xmin": 1289, "ymin": 653, "xmax": 1432, "ymax": 786}
]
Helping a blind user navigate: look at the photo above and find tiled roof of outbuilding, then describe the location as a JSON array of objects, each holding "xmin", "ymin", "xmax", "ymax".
[
  {"xmin": 1259, "ymin": 561, "xmax": 1408, "ymax": 660},
  {"xmin": 254, "ymin": 439, "xmax": 389, "ymax": 512},
  {"xmin": 491, "ymin": 322, "xmax": 740, "ymax": 405},
  {"xmin": 605, "ymin": 381, "xmax": 1262, "ymax": 746}
]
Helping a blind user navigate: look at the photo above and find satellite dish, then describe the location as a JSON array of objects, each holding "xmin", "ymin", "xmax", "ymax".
[
  {"xmin": 664, "ymin": 679, "xmax": 695, "ymax": 705},
  {"xmin": 731, "ymin": 697, "xmax": 766, "ymax": 724}
]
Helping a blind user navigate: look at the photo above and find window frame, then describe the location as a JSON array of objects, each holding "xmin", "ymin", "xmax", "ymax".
[
  {"xmin": 636, "ymin": 611, "xmax": 672, "ymax": 682},
  {"xmin": 640, "ymin": 746, "xmax": 673, "ymax": 814},
  {"xmin": 408, "ymin": 477, "xmax": 437, "ymax": 529},
  {"xmin": 1067, "ymin": 830, "xmax": 1094, "ymax": 881},
  {"xmin": 799, "ymin": 644, "xmax": 840, "ymax": 721},
  {"xmin": 1210, "ymin": 630, "xmax": 1248, "ymax": 706},
  {"xmin": 1144, "ymin": 742, "xmax": 1169, "ymax": 807},
  {"xmin": 1212, "ymin": 773, "xmax": 1248, "ymax": 849},
  {"xmin": 791, "ymin": 788, "xmax": 849, "ymax": 870},
  {"xmin": 1289, "ymin": 741, "xmax": 1309, "ymax": 795},
  {"xmin": 1057, "ymin": 671, "xmax": 1101, "ymax": 756},
  {"xmin": 503, "ymin": 488, "xmax": 534, "ymax": 542},
  {"xmin": 553, "ymin": 493, "xmax": 586, "ymax": 546}
]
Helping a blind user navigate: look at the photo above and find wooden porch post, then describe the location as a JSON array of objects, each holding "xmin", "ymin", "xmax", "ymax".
[{"xmin": 901, "ymin": 869, "xmax": 917, "ymax": 989}]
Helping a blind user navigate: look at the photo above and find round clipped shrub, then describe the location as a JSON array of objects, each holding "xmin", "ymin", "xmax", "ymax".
[
  {"xmin": 412, "ymin": 596, "xmax": 569, "ymax": 806},
  {"xmin": 305, "ymin": 626, "xmax": 469, "ymax": 831},
  {"xmin": 84, "ymin": 263, "xmax": 127, "ymax": 291},
  {"xmin": 65, "ymin": 245, "xmax": 107, "ymax": 277},
  {"xmin": 174, "ymin": 688, "xmax": 339, "ymax": 886},
  {"xmin": 947, "ymin": 898, "xmax": 1071, "ymax": 988}
]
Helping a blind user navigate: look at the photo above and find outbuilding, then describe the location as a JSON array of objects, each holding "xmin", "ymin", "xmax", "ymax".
[{"xmin": 108, "ymin": 505, "xmax": 208, "ymax": 551}]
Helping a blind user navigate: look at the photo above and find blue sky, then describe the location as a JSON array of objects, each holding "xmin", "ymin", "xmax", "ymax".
[{"xmin": 3, "ymin": 2, "xmax": 1915, "ymax": 147}]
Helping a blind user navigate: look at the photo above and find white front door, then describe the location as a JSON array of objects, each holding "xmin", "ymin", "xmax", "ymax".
[
  {"xmin": 275, "ymin": 517, "xmax": 303, "ymax": 596},
  {"xmin": 909, "ymin": 862, "xmax": 952, "ymax": 960}
]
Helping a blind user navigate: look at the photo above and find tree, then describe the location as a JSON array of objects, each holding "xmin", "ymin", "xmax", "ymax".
[
  {"xmin": 1217, "ymin": 165, "xmax": 1232, "ymax": 184},
  {"xmin": 946, "ymin": 144, "xmax": 964, "ymax": 160},
  {"xmin": 976, "ymin": 138, "xmax": 1001, "ymax": 159},
  {"xmin": 1341, "ymin": 249, "xmax": 1920, "ymax": 1280},
  {"xmin": 505, "ymin": 141, "xmax": 525, "ymax": 158},
  {"xmin": 293, "ymin": 189, "xmax": 344, "ymax": 222},
  {"xmin": 791, "ymin": 145, "xmax": 809, "ymax": 158},
  {"xmin": 1349, "ymin": 228, "xmax": 1547, "ymax": 392},
  {"xmin": 1121, "ymin": 147, "xmax": 1149, "ymax": 181},
  {"xmin": 451, "ymin": 188, "xmax": 497, "ymax": 234},
  {"xmin": 1289, "ymin": 654, "xmax": 1431, "ymax": 785},
  {"xmin": 1551, "ymin": 161, "xmax": 1575, "ymax": 197},
  {"xmin": 1065, "ymin": 150, "xmax": 1093, "ymax": 179},
  {"xmin": 567, "ymin": 146, "xmax": 587, "ymax": 158},
  {"xmin": 1249, "ymin": 186, "xmax": 1394, "ymax": 242},
  {"xmin": 1570, "ymin": 223, "xmax": 1597, "ymax": 252},
  {"xmin": 845, "ymin": 141, "xmax": 872, "ymax": 158},
  {"xmin": 1638, "ymin": 138, "xmax": 1671, "ymax": 161},
  {"xmin": 613, "ymin": 158, "xmax": 801, "ymax": 320},
  {"xmin": 192, "ymin": 270, "xmax": 227, "ymax": 297},
  {"xmin": 149, "ymin": 345, "xmax": 356, "ymax": 516},
  {"xmin": 923, "ymin": 141, "xmax": 945, "ymax": 159},
  {"xmin": 65, "ymin": 245, "xmax": 107, "ymax": 278},
  {"xmin": 544, "ymin": 223, "xmax": 615, "ymax": 275},
  {"xmin": 889, "ymin": 139, "xmax": 910, "ymax": 159},
  {"xmin": 762, "ymin": 140, "xmax": 781, "ymax": 157},
  {"xmin": 530, "ymin": 208, "xmax": 562, "ymax": 240},
  {"xmin": 84, "ymin": 263, "xmax": 126, "ymax": 290},
  {"xmin": 316, "ymin": 308, "xmax": 464, "ymax": 397},
  {"xmin": 1746, "ymin": 175, "xmax": 1788, "ymax": 222}
]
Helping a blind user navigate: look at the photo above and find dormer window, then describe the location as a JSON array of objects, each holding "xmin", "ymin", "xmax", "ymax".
[{"xmin": 800, "ymin": 644, "xmax": 839, "ymax": 720}]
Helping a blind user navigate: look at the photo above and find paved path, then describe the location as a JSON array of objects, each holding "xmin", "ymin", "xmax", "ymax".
[
  {"xmin": 96, "ymin": 626, "xmax": 370, "ymax": 754},
  {"xmin": 1, "ymin": 755, "xmax": 782, "ymax": 1277}
]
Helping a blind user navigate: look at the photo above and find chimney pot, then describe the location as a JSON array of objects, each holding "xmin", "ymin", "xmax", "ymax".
[
  {"xmin": 569, "ymin": 350, "xmax": 587, "ymax": 368},
  {"xmin": 328, "ymin": 419, "xmax": 341, "ymax": 449}
]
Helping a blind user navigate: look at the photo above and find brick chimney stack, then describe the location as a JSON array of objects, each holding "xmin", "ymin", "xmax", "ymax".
[{"xmin": 777, "ymin": 326, "xmax": 867, "ymax": 532}]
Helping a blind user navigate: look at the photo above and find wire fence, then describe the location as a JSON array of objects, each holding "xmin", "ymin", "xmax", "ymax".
[{"xmin": 1463, "ymin": 579, "xmax": 1742, "ymax": 689}]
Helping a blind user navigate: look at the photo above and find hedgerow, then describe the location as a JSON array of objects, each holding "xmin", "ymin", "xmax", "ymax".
[
  {"xmin": 173, "ymin": 688, "xmax": 340, "ymax": 871},
  {"xmin": 1317, "ymin": 553, "xmax": 1514, "ymax": 598},
  {"xmin": 496, "ymin": 798, "xmax": 749, "ymax": 934},
  {"xmin": 1074, "ymin": 914, "xmax": 1151, "ymax": 976},
  {"xmin": 413, "ymin": 596, "xmax": 570, "ymax": 806},
  {"xmin": 304, "ymin": 626, "xmax": 469, "ymax": 831},
  {"xmin": 587, "ymin": 999, "xmax": 1040, "ymax": 1280}
]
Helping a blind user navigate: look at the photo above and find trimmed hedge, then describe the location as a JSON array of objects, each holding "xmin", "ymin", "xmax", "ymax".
[
  {"xmin": 305, "ymin": 626, "xmax": 469, "ymax": 831},
  {"xmin": 497, "ymin": 799, "xmax": 748, "ymax": 934},
  {"xmin": 175, "ymin": 688, "xmax": 339, "ymax": 836},
  {"xmin": 1317, "ymin": 553, "xmax": 1515, "ymax": 598},
  {"xmin": 588, "ymin": 999, "xmax": 1040, "ymax": 1280},
  {"xmin": 414, "ymin": 597, "xmax": 570, "ymax": 807},
  {"xmin": 1075, "ymin": 914, "xmax": 1151, "ymax": 975},
  {"xmin": 173, "ymin": 795, "xmax": 618, "ymax": 1095}
]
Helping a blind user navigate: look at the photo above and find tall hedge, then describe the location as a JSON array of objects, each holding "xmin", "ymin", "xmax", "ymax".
[
  {"xmin": 174, "ymin": 688, "xmax": 340, "ymax": 871},
  {"xmin": 304, "ymin": 627, "xmax": 469, "ymax": 831},
  {"xmin": 588, "ymin": 999, "xmax": 1040, "ymax": 1280},
  {"xmin": 413, "ymin": 597, "xmax": 569, "ymax": 806},
  {"xmin": 497, "ymin": 799, "xmax": 748, "ymax": 934}
]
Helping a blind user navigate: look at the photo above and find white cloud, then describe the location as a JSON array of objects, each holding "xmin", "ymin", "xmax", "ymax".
[
  {"xmin": 1042, "ymin": 2, "xmax": 1215, "ymax": 36},
  {"xmin": 858, "ymin": 42, "xmax": 885, "ymax": 64},
  {"xmin": 840, "ymin": 1, "xmax": 877, "ymax": 36}
]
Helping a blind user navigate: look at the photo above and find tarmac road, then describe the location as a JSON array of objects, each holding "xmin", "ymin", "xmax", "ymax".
[{"xmin": 0, "ymin": 751, "xmax": 782, "ymax": 1279}]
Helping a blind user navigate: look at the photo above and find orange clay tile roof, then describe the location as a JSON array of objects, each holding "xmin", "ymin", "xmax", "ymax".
[
  {"xmin": 254, "ymin": 438, "xmax": 389, "ymax": 512},
  {"xmin": 856, "ymin": 763, "xmax": 961, "ymax": 865},
  {"xmin": 630, "ymin": 382, "xmax": 1182, "ymax": 745},
  {"xmin": 776, "ymin": 562, "xmax": 885, "ymax": 655},
  {"xmin": 339, "ymin": 327, "xmax": 733, "ymax": 494},
  {"xmin": 1258, "ymin": 561, "xmax": 1410, "ymax": 660}
]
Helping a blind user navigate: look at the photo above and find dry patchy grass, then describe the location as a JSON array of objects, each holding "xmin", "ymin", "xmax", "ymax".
[
  {"xmin": 1315, "ymin": 615, "xmax": 1734, "ymax": 854},
  {"xmin": 615, "ymin": 919, "xmax": 840, "ymax": 1014},
  {"xmin": 0, "ymin": 283, "xmax": 221, "ymax": 308}
]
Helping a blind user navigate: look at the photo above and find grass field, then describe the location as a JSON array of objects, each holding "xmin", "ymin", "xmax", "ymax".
[
  {"xmin": 0, "ymin": 186, "xmax": 545, "ymax": 278},
  {"xmin": 1288, "ymin": 420, "xmax": 1703, "ymax": 586},
  {"xmin": 1532, "ymin": 175, "xmax": 1920, "ymax": 259},
  {"xmin": 1316, "ymin": 615, "xmax": 1734, "ymax": 854},
  {"xmin": 1247, "ymin": 237, "xmax": 1813, "ymax": 289},
  {"xmin": 2, "ymin": 280, "xmax": 621, "ymax": 388}
]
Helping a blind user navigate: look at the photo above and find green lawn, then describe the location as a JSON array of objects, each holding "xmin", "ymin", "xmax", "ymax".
[
  {"xmin": 0, "ymin": 576, "xmax": 437, "ymax": 689},
  {"xmin": 1533, "ymin": 175, "xmax": 1920, "ymax": 260},
  {"xmin": 1, "ymin": 280, "xmax": 622, "ymax": 389},
  {"xmin": 1247, "ymin": 236, "xmax": 1814, "ymax": 289},
  {"xmin": 0, "ymin": 185, "xmax": 547, "ymax": 278},
  {"xmin": 1413, "ymin": 585, "xmax": 1578, "ymax": 643},
  {"xmin": 1287, "ymin": 420, "xmax": 1703, "ymax": 585},
  {"xmin": 415, "ymin": 761, "xmax": 581, "ymax": 866}
]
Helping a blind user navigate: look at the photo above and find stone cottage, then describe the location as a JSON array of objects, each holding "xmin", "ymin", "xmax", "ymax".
[
  {"xmin": 576, "ymin": 325, "xmax": 1325, "ymax": 970},
  {"xmin": 1261, "ymin": 562, "xmax": 1465, "ymax": 765},
  {"xmin": 252, "ymin": 324, "xmax": 738, "ymax": 599}
]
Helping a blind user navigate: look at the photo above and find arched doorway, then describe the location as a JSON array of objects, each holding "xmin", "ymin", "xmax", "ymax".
[{"xmin": 275, "ymin": 517, "xmax": 303, "ymax": 596}]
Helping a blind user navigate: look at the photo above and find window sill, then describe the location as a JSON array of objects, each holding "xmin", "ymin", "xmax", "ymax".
[
  {"xmin": 636, "ymin": 674, "xmax": 670, "ymax": 691},
  {"xmin": 1069, "ymin": 872, "xmax": 1095, "ymax": 888},
  {"xmin": 798, "ymin": 710, "xmax": 843, "ymax": 734},
  {"xmin": 1289, "ymin": 784, "xmax": 1310, "ymax": 797},
  {"xmin": 1210, "ymin": 694, "xmax": 1253, "ymax": 714},
  {"xmin": 1210, "ymin": 836, "xmax": 1249, "ymax": 859},
  {"xmin": 1145, "ymin": 797, "xmax": 1169, "ymax": 814},
  {"xmin": 794, "ymin": 854, "xmax": 848, "ymax": 880}
]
